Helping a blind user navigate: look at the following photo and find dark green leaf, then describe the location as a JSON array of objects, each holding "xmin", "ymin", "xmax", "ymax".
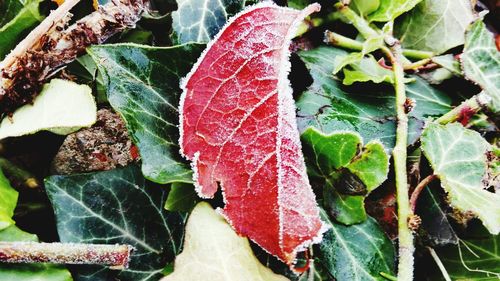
[
  {"xmin": 421, "ymin": 123, "xmax": 500, "ymax": 234},
  {"xmin": 171, "ymin": 0, "xmax": 244, "ymax": 43},
  {"xmin": 395, "ymin": 0, "xmax": 474, "ymax": 54},
  {"xmin": 433, "ymin": 233, "xmax": 500, "ymax": 280},
  {"xmin": 316, "ymin": 209, "xmax": 396, "ymax": 281},
  {"xmin": 0, "ymin": 225, "xmax": 73, "ymax": 281},
  {"xmin": 88, "ymin": 43, "xmax": 205, "ymax": 184},
  {"xmin": 45, "ymin": 165, "xmax": 187, "ymax": 281},
  {"xmin": 461, "ymin": 20, "xmax": 500, "ymax": 113},
  {"xmin": 0, "ymin": 0, "xmax": 43, "ymax": 59},
  {"xmin": 164, "ymin": 183, "xmax": 200, "ymax": 212},
  {"xmin": 0, "ymin": 168, "xmax": 18, "ymax": 230},
  {"xmin": 296, "ymin": 46, "xmax": 452, "ymax": 149}
]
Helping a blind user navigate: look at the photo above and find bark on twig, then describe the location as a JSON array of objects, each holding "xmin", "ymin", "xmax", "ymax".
[
  {"xmin": 0, "ymin": 0, "xmax": 149, "ymax": 116},
  {"xmin": 0, "ymin": 242, "xmax": 133, "ymax": 269}
]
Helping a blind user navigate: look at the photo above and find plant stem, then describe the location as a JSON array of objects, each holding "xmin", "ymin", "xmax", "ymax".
[
  {"xmin": 333, "ymin": 3, "xmax": 379, "ymax": 39},
  {"xmin": 0, "ymin": 242, "xmax": 133, "ymax": 269},
  {"xmin": 0, "ymin": 158, "xmax": 40, "ymax": 188},
  {"xmin": 387, "ymin": 41, "xmax": 414, "ymax": 281},
  {"xmin": 404, "ymin": 58, "xmax": 432, "ymax": 70},
  {"xmin": 410, "ymin": 174, "xmax": 437, "ymax": 213},
  {"xmin": 380, "ymin": 272, "xmax": 398, "ymax": 281},
  {"xmin": 427, "ymin": 247, "xmax": 452, "ymax": 281},
  {"xmin": 434, "ymin": 91, "xmax": 492, "ymax": 124},
  {"xmin": 324, "ymin": 30, "xmax": 435, "ymax": 60}
]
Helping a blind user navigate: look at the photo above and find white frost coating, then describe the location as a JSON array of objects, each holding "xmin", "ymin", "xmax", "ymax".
[
  {"xmin": 178, "ymin": 0, "xmax": 326, "ymax": 265},
  {"xmin": 0, "ymin": 79, "xmax": 97, "ymax": 140}
]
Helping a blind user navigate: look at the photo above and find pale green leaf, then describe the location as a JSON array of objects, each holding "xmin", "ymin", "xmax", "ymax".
[
  {"xmin": 421, "ymin": 123, "xmax": 500, "ymax": 234},
  {"xmin": 0, "ymin": 225, "xmax": 73, "ymax": 281},
  {"xmin": 366, "ymin": 0, "xmax": 422, "ymax": 22},
  {"xmin": 461, "ymin": 20, "xmax": 500, "ymax": 112},
  {"xmin": 350, "ymin": 0, "xmax": 380, "ymax": 18},
  {"xmin": 0, "ymin": 169, "xmax": 18, "ymax": 231},
  {"xmin": 316, "ymin": 209, "xmax": 395, "ymax": 281},
  {"xmin": 342, "ymin": 55, "xmax": 395, "ymax": 85},
  {"xmin": 172, "ymin": 0, "xmax": 244, "ymax": 43},
  {"xmin": 88, "ymin": 43, "xmax": 205, "ymax": 184},
  {"xmin": 0, "ymin": 79, "xmax": 97, "ymax": 139},
  {"xmin": 395, "ymin": 0, "xmax": 474, "ymax": 54},
  {"xmin": 161, "ymin": 202, "xmax": 290, "ymax": 281},
  {"xmin": 0, "ymin": 0, "xmax": 43, "ymax": 59},
  {"xmin": 346, "ymin": 140, "xmax": 389, "ymax": 192},
  {"xmin": 432, "ymin": 54, "xmax": 462, "ymax": 76},
  {"xmin": 165, "ymin": 183, "xmax": 200, "ymax": 212},
  {"xmin": 45, "ymin": 165, "xmax": 187, "ymax": 281}
]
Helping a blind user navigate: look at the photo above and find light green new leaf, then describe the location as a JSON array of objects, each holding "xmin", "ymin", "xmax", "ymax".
[
  {"xmin": 432, "ymin": 55, "xmax": 462, "ymax": 77},
  {"xmin": 350, "ymin": 0, "xmax": 380, "ymax": 18},
  {"xmin": 461, "ymin": 20, "xmax": 500, "ymax": 113},
  {"xmin": 161, "ymin": 202, "xmax": 289, "ymax": 281},
  {"xmin": 88, "ymin": 43, "xmax": 205, "ymax": 184},
  {"xmin": 0, "ymin": 0, "xmax": 43, "ymax": 59},
  {"xmin": 45, "ymin": 165, "xmax": 187, "ymax": 281},
  {"xmin": 296, "ymin": 46, "xmax": 452, "ymax": 149},
  {"xmin": 0, "ymin": 79, "xmax": 97, "ymax": 139},
  {"xmin": 342, "ymin": 55, "xmax": 395, "ymax": 85},
  {"xmin": 0, "ymin": 225, "xmax": 73, "ymax": 281},
  {"xmin": 395, "ymin": 0, "xmax": 474, "ymax": 54},
  {"xmin": 316, "ymin": 209, "xmax": 395, "ymax": 281},
  {"xmin": 0, "ymin": 169, "xmax": 18, "ymax": 231},
  {"xmin": 172, "ymin": 0, "xmax": 244, "ymax": 43},
  {"xmin": 433, "ymin": 234, "xmax": 500, "ymax": 280},
  {"xmin": 421, "ymin": 123, "xmax": 500, "ymax": 234},
  {"xmin": 366, "ymin": 0, "xmax": 422, "ymax": 22},
  {"xmin": 301, "ymin": 127, "xmax": 389, "ymax": 225},
  {"xmin": 165, "ymin": 183, "xmax": 200, "ymax": 212}
]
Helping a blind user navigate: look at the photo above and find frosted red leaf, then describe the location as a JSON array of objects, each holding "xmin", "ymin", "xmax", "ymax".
[{"xmin": 179, "ymin": 2, "xmax": 324, "ymax": 266}]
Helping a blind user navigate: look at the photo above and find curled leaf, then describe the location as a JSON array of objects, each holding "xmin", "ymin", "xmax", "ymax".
[{"xmin": 179, "ymin": 2, "xmax": 325, "ymax": 265}]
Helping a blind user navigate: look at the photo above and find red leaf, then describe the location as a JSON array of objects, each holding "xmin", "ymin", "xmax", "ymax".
[{"xmin": 179, "ymin": 2, "xmax": 325, "ymax": 266}]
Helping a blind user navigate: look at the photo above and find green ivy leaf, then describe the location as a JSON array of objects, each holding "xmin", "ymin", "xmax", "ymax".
[
  {"xmin": 342, "ymin": 55, "xmax": 395, "ymax": 85},
  {"xmin": 45, "ymin": 165, "xmax": 187, "ymax": 281},
  {"xmin": 88, "ymin": 43, "xmax": 205, "ymax": 184},
  {"xmin": 316, "ymin": 208, "xmax": 395, "ymax": 281},
  {"xmin": 0, "ymin": 169, "xmax": 18, "ymax": 231},
  {"xmin": 395, "ymin": 0, "xmax": 474, "ymax": 54},
  {"xmin": 0, "ymin": 225, "xmax": 73, "ymax": 281},
  {"xmin": 296, "ymin": 46, "xmax": 452, "ymax": 149},
  {"xmin": 421, "ymin": 123, "xmax": 500, "ymax": 235},
  {"xmin": 366, "ymin": 0, "xmax": 422, "ymax": 22},
  {"xmin": 171, "ymin": 0, "xmax": 243, "ymax": 43},
  {"xmin": 350, "ymin": 0, "xmax": 380, "ymax": 18},
  {"xmin": 433, "ymin": 233, "xmax": 500, "ymax": 280},
  {"xmin": 0, "ymin": 0, "xmax": 43, "ymax": 59},
  {"xmin": 301, "ymin": 127, "xmax": 389, "ymax": 225},
  {"xmin": 461, "ymin": 20, "xmax": 500, "ymax": 113},
  {"xmin": 165, "ymin": 183, "xmax": 200, "ymax": 212}
]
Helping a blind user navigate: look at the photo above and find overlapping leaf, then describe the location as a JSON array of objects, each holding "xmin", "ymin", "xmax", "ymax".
[
  {"xmin": 88, "ymin": 43, "xmax": 205, "ymax": 184},
  {"xmin": 179, "ymin": 3, "xmax": 324, "ymax": 265},
  {"xmin": 162, "ymin": 202, "xmax": 289, "ymax": 281},
  {"xmin": 461, "ymin": 20, "xmax": 500, "ymax": 112},
  {"xmin": 366, "ymin": 0, "xmax": 422, "ymax": 22},
  {"xmin": 0, "ymin": 0, "xmax": 43, "ymax": 59},
  {"xmin": 395, "ymin": 0, "xmax": 474, "ymax": 54},
  {"xmin": 0, "ymin": 169, "xmax": 18, "ymax": 231},
  {"xmin": 45, "ymin": 165, "xmax": 187, "ymax": 281},
  {"xmin": 301, "ymin": 127, "xmax": 389, "ymax": 225},
  {"xmin": 0, "ymin": 225, "xmax": 72, "ymax": 281},
  {"xmin": 296, "ymin": 46, "xmax": 452, "ymax": 149},
  {"xmin": 164, "ymin": 183, "xmax": 200, "ymax": 212},
  {"xmin": 171, "ymin": 0, "xmax": 243, "ymax": 43},
  {"xmin": 342, "ymin": 55, "xmax": 396, "ymax": 85},
  {"xmin": 316, "ymin": 209, "xmax": 395, "ymax": 281},
  {"xmin": 421, "ymin": 123, "xmax": 500, "ymax": 234},
  {"xmin": 0, "ymin": 79, "xmax": 97, "ymax": 139}
]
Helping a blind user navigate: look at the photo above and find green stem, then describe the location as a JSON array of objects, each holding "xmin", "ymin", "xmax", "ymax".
[
  {"xmin": 380, "ymin": 272, "xmax": 398, "ymax": 281},
  {"xmin": 427, "ymin": 247, "xmax": 452, "ymax": 281},
  {"xmin": 324, "ymin": 30, "xmax": 435, "ymax": 60},
  {"xmin": 434, "ymin": 91, "xmax": 491, "ymax": 124},
  {"xmin": 0, "ymin": 158, "xmax": 39, "ymax": 188},
  {"xmin": 388, "ymin": 42, "xmax": 414, "ymax": 281},
  {"xmin": 404, "ymin": 58, "xmax": 432, "ymax": 70},
  {"xmin": 334, "ymin": 3, "xmax": 379, "ymax": 39}
]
